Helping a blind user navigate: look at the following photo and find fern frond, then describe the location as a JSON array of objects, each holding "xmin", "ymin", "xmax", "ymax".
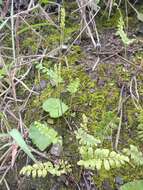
[
  {"xmin": 116, "ymin": 13, "xmax": 135, "ymax": 45},
  {"xmin": 78, "ymin": 147, "xmax": 129, "ymax": 171},
  {"xmin": 123, "ymin": 145, "xmax": 143, "ymax": 166},
  {"xmin": 75, "ymin": 128, "xmax": 101, "ymax": 147},
  {"xmin": 67, "ymin": 78, "xmax": 80, "ymax": 94},
  {"xmin": 35, "ymin": 63, "xmax": 63, "ymax": 86},
  {"xmin": 20, "ymin": 160, "xmax": 71, "ymax": 178}
]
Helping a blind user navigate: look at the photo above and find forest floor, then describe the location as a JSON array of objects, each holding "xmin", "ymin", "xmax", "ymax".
[{"xmin": 0, "ymin": 1, "xmax": 143, "ymax": 190}]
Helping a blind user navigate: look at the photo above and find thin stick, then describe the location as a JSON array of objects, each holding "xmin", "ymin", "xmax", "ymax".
[{"xmin": 115, "ymin": 85, "xmax": 124, "ymax": 150}]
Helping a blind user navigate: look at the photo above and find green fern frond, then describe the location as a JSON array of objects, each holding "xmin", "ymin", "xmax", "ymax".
[
  {"xmin": 78, "ymin": 147, "xmax": 129, "ymax": 171},
  {"xmin": 116, "ymin": 12, "xmax": 135, "ymax": 45},
  {"xmin": 35, "ymin": 63, "xmax": 63, "ymax": 86},
  {"xmin": 20, "ymin": 160, "xmax": 71, "ymax": 178},
  {"xmin": 67, "ymin": 78, "xmax": 80, "ymax": 94},
  {"xmin": 123, "ymin": 145, "xmax": 143, "ymax": 166},
  {"xmin": 75, "ymin": 128, "xmax": 101, "ymax": 147}
]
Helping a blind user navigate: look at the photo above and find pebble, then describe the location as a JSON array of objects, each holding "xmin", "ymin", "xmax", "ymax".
[
  {"xmin": 33, "ymin": 80, "xmax": 47, "ymax": 92},
  {"xmin": 115, "ymin": 176, "xmax": 124, "ymax": 185},
  {"xmin": 50, "ymin": 143, "xmax": 63, "ymax": 157}
]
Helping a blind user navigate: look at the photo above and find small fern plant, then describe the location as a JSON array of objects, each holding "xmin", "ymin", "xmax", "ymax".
[
  {"xmin": 123, "ymin": 145, "xmax": 143, "ymax": 166},
  {"xmin": 36, "ymin": 63, "xmax": 63, "ymax": 86},
  {"xmin": 75, "ymin": 115, "xmax": 129, "ymax": 171},
  {"xmin": 67, "ymin": 78, "xmax": 80, "ymax": 94},
  {"xmin": 20, "ymin": 160, "xmax": 71, "ymax": 178},
  {"xmin": 116, "ymin": 9, "xmax": 135, "ymax": 46}
]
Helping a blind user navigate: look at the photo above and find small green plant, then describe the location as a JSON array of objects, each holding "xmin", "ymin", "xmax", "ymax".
[
  {"xmin": 77, "ymin": 147, "xmax": 129, "ymax": 170},
  {"xmin": 123, "ymin": 145, "xmax": 143, "ymax": 166},
  {"xmin": 75, "ymin": 114, "xmax": 101, "ymax": 147},
  {"xmin": 96, "ymin": 111, "xmax": 119, "ymax": 139},
  {"xmin": 76, "ymin": 115, "xmax": 130, "ymax": 171},
  {"xmin": 116, "ymin": 10, "xmax": 134, "ymax": 45},
  {"xmin": 36, "ymin": 63, "xmax": 63, "ymax": 86},
  {"xmin": 75, "ymin": 128, "xmax": 101, "ymax": 147},
  {"xmin": 29, "ymin": 121, "xmax": 62, "ymax": 151},
  {"xmin": 67, "ymin": 78, "xmax": 80, "ymax": 94},
  {"xmin": 20, "ymin": 160, "xmax": 71, "ymax": 178},
  {"xmin": 76, "ymin": 129, "xmax": 129, "ymax": 170},
  {"xmin": 42, "ymin": 98, "xmax": 69, "ymax": 118}
]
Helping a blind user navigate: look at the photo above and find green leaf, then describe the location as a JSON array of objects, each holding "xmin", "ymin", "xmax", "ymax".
[
  {"xmin": 95, "ymin": 159, "xmax": 102, "ymax": 170},
  {"xmin": 42, "ymin": 98, "xmax": 69, "ymax": 118},
  {"xmin": 9, "ymin": 129, "xmax": 36, "ymax": 162},
  {"xmin": 121, "ymin": 180, "xmax": 143, "ymax": 190},
  {"xmin": 29, "ymin": 121, "xmax": 60, "ymax": 151},
  {"xmin": 104, "ymin": 159, "xmax": 110, "ymax": 170}
]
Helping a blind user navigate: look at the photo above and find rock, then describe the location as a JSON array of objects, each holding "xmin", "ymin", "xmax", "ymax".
[
  {"xmin": 39, "ymin": 80, "xmax": 47, "ymax": 90},
  {"xmin": 50, "ymin": 143, "xmax": 63, "ymax": 157},
  {"xmin": 115, "ymin": 176, "xmax": 124, "ymax": 185},
  {"xmin": 33, "ymin": 80, "xmax": 47, "ymax": 92}
]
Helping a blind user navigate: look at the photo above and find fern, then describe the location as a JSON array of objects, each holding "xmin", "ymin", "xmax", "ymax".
[
  {"xmin": 76, "ymin": 128, "xmax": 129, "ymax": 171},
  {"xmin": 75, "ymin": 114, "xmax": 101, "ymax": 147},
  {"xmin": 20, "ymin": 160, "xmax": 71, "ymax": 178},
  {"xmin": 76, "ymin": 128, "xmax": 143, "ymax": 171},
  {"xmin": 96, "ymin": 111, "xmax": 119, "ymax": 139},
  {"xmin": 75, "ymin": 128, "xmax": 101, "ymax": 147},
  {"xmin": 67, "ymin": 78, "xmax": 80, "ymax": 94},
  {"xmin": 76, "ymin": 115, "xmax": 129, "ymax": 171},
  {"xmin": 36, "ymin": 63, "xmax": 63, "ymax": 86},
  {"xmin": 123, "ymin": 145, "xmax": 143, "ymax": 166},
  {"xmin": 116, "ymin": 12, "xmax": 134, "ymax": 45},
  {"xmin": 78, "ymin": 147, "xmax": 129, "ymax": 170}
]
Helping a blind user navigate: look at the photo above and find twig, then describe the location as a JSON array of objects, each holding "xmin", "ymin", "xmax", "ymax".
[
  {"xmin": 0, "ymin": 166, "xmax": 11, "ymax": 185},
  {"xmin": 115, "ymin": 85, "xmax": 124, "ymax": 151},
  {"xmin": 14, "ymin": 77, "xmax": 39, "ymax": 95},
  {"xmin": 129, "ymin": 76, "xmax": 141, "ymax": 110},
  {"xmin": 4, "ymin": 178, "xmax": 10, "ymax": 190}
]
